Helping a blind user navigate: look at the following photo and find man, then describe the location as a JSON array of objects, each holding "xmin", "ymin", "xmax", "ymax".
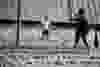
[{"xmin": 72, "ymin": 8, "xmax": 89, "ymax": 48}]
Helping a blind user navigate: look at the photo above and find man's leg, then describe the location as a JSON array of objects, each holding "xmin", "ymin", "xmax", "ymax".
[
  {"xmin": 73, "ymin": 31, "xmax": 80, "ymax": 48},
  {"xmin": 81, "ymin": 33, "xmax": 89, "ymax": 48}
]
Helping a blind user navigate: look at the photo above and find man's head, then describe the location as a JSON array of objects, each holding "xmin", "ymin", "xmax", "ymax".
[
  {"xmin": 74, "ymin": 8, "xmax": 85, "ymax": 16},
  {"xmin": 78, "ymin": 8, "xmax": 85, "ymax": 16}
]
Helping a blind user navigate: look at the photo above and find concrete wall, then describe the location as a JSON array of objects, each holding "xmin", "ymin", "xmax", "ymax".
[
  {"xmin": 21, "ymin": 0, "xmax": 57, "ymax": 16},
  {"xmin": 21, "ymin": 0, "xmax": 72, "ymax": 19},
  {"xmin": 0, "ymin": 0, "xmax": 17, "ymax": 19}
]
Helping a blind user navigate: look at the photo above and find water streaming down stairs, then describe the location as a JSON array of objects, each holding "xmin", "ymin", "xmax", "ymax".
[{"xmin": 2, "ymin": 0, "xmax": 100, "ymax": 64}]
